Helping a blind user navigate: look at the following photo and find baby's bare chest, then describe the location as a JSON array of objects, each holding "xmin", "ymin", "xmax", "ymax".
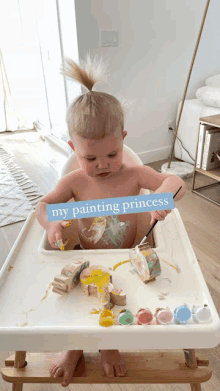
[{"xmin": 75, "ymin": 173, "xmax": 140, "ymax": 202}]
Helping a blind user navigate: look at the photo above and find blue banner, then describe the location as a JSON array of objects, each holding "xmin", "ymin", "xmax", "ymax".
[{"xmin": 46, "ymin": 193, "xmax": 174, "ymax": 221}]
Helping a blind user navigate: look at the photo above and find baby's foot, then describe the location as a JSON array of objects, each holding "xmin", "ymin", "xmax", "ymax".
[
  {"xmin": 100, "ymin": 349, "xmax": 127, "ymax": 377},
  {"xmin": 49, "ymin": 350, "xmax": 83, "ymax": 387}
]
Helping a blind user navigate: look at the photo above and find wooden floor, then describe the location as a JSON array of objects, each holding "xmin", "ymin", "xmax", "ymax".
[{"xmin": 0, "ymin": 129, "xmax": 220, "ymax": 391}]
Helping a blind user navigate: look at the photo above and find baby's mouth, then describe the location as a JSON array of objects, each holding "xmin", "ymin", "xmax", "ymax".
[{"xmin": 97, "ymin": 172, "xmax": 111, "ymax": 178}]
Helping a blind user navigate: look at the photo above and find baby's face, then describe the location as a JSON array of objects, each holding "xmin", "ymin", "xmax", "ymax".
[{"xmin": 68, "ymin": 129, "xmax": 127, "ymax": 179}]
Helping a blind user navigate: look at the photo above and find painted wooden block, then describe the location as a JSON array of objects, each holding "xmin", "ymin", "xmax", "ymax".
[
  {"xmin": 52, "ymin": 259, "xmax": 90, "ymax": 295},
  {"xmin": 110, "ymin": 288, "xmax": 126, "ymax": 306},
  {"xmin": 80, "ymin": 265, "xmax": 111, "ymax": 310},
  {"xmin": 80, "ymin": 266, "xmax": 127, "ymax": 309},
  {"xmin": 129, "ymin": 243, "xmax": 161, "ymax": 283},
  {"xmin": 52, "ymin": 261, "xmax": 127, "ymax": 310}
]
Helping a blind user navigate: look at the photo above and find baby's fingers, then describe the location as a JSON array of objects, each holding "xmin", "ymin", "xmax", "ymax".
[
  {"xmin": 60, "ymin": 220, "xmax": 71, "ymax": 229},
  {"xmin": 154, "ymin": 211, "xmax": 166, "ymax": 220},
  {"xmin": 55, "ymin": 233, "xmax": 69, "ymax": 250},
  {"xmin": 49, "ymin": 236, "xmax": 60, "ymax": 249}
]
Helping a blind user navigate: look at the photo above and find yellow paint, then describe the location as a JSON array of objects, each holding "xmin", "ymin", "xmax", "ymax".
[
  {"xmin": 57, "ymin": 239, "xmax": 69, "ymax": 251},
  {"xmin": 90, "ymin": 308, "xmax": 102, "ymax": 314},
  {"xmin": 160, "ymin": 258, "xmax": 178, "ymax": 272},
  {"xmin": 113, "ymin": 259, "xmax": 131, "ymax": 271},
  {"xmin": 99, "ymin": 309, "xmax": 114, "ymax": 327},
  {"xmin": 41, "ymin": 282, "xmax": 53, "ymax": 301},
  {"xmin": 142, "ymin": 251, "xmax": 150, "ymax": 256},
  {"xmin": 81, "ymin": 268, "xmax": 110, "ymax": 293},
  {"xmin": 64, "ymin": 220, "xmax": 71, "ymax": 227}
]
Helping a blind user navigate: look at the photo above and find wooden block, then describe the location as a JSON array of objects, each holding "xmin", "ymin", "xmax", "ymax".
[
  {"xmin": 52, "ymin": 263, "xmax": 126, "ymax": 309},
  {"xmin": 53, "ymin": 275, "xmax": 79, "ymax": 293},
  {"xmin": 52, "ymin": 260, "xmax": 90, "ymax": 294},
  {"xmin": 80, "ymin": 265, "xmax": 111, "ymax": 310},
  {"xmin": 52, "ymin": 287, "xmax": 66, "ymax": 295},
  {"xmin": 2, "ymin": 352, "xmax": 212, "ymax": 384},
  {"xmin": 108, "ymin": 270, "xmax": 126, "ymax": 306},
  {"xmin": 131, "ymin": 244, "xmax": 161, "ymax": 283},
  {"xmin": 110, "ymin": 289, "xmax": 126, "ymax": 306}
]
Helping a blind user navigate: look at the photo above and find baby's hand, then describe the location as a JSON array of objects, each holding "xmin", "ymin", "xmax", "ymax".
[
  {"xmin": 47, "ymin": 220, "xmax": 70, "ymax": 249},
  {"xmin": 150, "ymin": 210, "xmax": 171, "ymax": 226}
]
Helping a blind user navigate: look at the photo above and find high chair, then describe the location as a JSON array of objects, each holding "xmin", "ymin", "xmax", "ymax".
[{"xmin": 1, "ymin": 146, "xmax": 215, "ymax": 391}]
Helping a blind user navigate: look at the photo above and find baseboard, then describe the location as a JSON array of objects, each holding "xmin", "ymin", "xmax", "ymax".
[
  {"xmin": 45, "ymin": 135, "xmax": 70, "ymax": 157},
  {"xmin": 137, "ymin": 146, "xmax": 172, "ymax": 164}
]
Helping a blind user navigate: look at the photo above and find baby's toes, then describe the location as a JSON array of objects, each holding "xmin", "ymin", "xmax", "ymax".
[
  {"xmin": 62, "ymin": 371, "xmax": 73, "ymax": 387},
  {"xmin": 103, "ymin": 363, "xmax": 115, "ymax": 378},
  {"xmin": 49, "ymin": 364, "xmax": 57, "ymax": 376},
  {"xmin": 115, "ymin": 364, "xmax": 126, "ymax": 377},
  {"xmin": 121, "ymin": 364, "xmax": 127, "ymax": 376},
  {"xmin": 54, "ymin": 367, "xmax": 63, "ymax": 378},
  {"xmin": 114, "ymin": 364, "xmax": 122, "ymax": 376}
]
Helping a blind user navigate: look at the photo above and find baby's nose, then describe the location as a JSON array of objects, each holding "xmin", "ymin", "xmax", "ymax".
[{"xmin": 97, "ymin": 159, "xmax": 109, "ymax": 169}]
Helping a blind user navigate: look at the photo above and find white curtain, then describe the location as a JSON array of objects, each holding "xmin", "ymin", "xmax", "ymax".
[
  {"xmin": 0, "ymin": 0, "xmax": 80, "ymax": 142},
  {"xmin": 0, "ymin": 0, "xmax": 51, "ymax": 132}
]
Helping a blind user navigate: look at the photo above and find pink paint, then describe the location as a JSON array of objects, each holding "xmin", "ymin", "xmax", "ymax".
[
  {"xmin": 136, "ymin": 308, "xmax": 154, "ymax": 325},
  {"xmin": 155, "ymin": 309, "xmax": 173, "ymax": 325}
]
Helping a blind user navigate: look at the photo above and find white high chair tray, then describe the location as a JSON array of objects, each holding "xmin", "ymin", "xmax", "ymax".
[{"xmin": 0, "ymin": 210, "xmax": 219, "ymax": 352}]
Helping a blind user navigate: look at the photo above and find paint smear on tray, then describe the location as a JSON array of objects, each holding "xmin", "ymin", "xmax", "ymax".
[
  {"xmin": 160, "ymin": 258, "xmax": 181, "ymax": 274},
  {"xmin": 158, "ymin": 292, "xmax": 169, "ymax": 301}
]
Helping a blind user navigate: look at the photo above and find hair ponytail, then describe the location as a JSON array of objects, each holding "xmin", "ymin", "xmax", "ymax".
[
  {"xmin": 60, "ymin": 53, "xmax": 110, "ymax": 92},
  {"xmin": 61, "ymin": 53, "xmax": 135, "ymax": 140}
]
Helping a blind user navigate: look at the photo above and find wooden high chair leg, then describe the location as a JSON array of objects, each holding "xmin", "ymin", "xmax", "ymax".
[
  {"xmin": 12, "ymin": 351, "xmax": 26, "ymax": 391},
  {"xmin": 184, "ymin": 349, "xmax": 201, "ymax": 391}
]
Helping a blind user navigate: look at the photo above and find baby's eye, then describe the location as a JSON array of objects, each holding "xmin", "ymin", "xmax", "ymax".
[
  {"xmin": 108, "ymin": 153, "xmax": 117, "ymax": 158},
  {"xmin": 86, "ymin": 157, "xmax": 96, "ymax": 161}
]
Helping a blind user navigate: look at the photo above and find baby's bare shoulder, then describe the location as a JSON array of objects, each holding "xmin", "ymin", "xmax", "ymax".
[
  {"xmin": 64, "ymin": 169, "xmax": 88, "ymax": 188},
  {"xmin": 64, "ymin": 168, "xmax": 84, "ymax": 180}
]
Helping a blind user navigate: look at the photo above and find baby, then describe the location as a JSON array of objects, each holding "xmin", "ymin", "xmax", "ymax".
[{"xmin": 35, "ymin": 53, "xmax": 186, "ymax": 387}]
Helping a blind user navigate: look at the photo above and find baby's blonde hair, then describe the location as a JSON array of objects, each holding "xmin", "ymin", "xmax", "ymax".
[{"xmin": 60, "ymin": 53, "xmax": 131, "ymax": 140}]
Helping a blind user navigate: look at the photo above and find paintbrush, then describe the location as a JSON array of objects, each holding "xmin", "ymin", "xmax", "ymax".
[{"xmin": 139, "ymin": 185, "xmax": 182, "ymax": 245}]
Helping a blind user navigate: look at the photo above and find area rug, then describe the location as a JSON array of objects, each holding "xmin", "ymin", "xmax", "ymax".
[{"xmin": 0, "ymin": 145, "xmax": 44, "ymax": 227}]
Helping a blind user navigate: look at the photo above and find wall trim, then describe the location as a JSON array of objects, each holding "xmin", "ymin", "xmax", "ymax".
[
  {"xmin": 137, "ymin": 146, "xmax": 172, "ymax": 164},
  {"xmin": 45, "ymin": 135, "xmax": 70, "ymax": 156}
]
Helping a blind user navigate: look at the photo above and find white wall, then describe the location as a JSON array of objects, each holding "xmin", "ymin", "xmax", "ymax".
[{"xmin": 74, "ymin": 0, "xmax": 220, "ymax": 163}]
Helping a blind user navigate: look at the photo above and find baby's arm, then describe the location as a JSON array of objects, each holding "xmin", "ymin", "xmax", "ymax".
[
  {"xmin": 136, "ymin": 165, "xmax": 186, "ymax": 224},
  {"xmin": 35, "ymin": 172, "xmax": 75, "ymax": 231},
  {"xmin": 137, "ymin": 165, "xmax": 185, "ymax": 199}
]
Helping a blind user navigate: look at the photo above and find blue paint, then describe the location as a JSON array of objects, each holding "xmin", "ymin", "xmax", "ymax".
[{"xmin": 174, "ymin": 304, "xmax": 191, "ymax": 324}]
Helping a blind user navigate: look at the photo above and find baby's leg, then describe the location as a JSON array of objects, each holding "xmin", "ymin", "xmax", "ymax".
[
  {"xmin": 99, "ymin": 350, "xmax": 127, "ymax": 377},
  {"xmin": 49, "ymin": 350, "xmax": 83, "ymax": 387}
]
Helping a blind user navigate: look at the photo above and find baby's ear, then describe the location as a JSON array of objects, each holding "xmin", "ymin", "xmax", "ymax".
[
  {"xmin": 122, "ymin": 130, "xmax": 127, "ymax": 140},
  {"xmin": 68, "ymin": 140, "xmax": 75, "ymax": 151}
]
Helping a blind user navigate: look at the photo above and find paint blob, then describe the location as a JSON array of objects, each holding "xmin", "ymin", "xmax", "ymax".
[
  {"xmin": 136, "ymin": 308, "xmax": 154, "ymax": 325},
  {"xmin": 99, "ymin": 309, "xmax": 114, "ymax": 327}
]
